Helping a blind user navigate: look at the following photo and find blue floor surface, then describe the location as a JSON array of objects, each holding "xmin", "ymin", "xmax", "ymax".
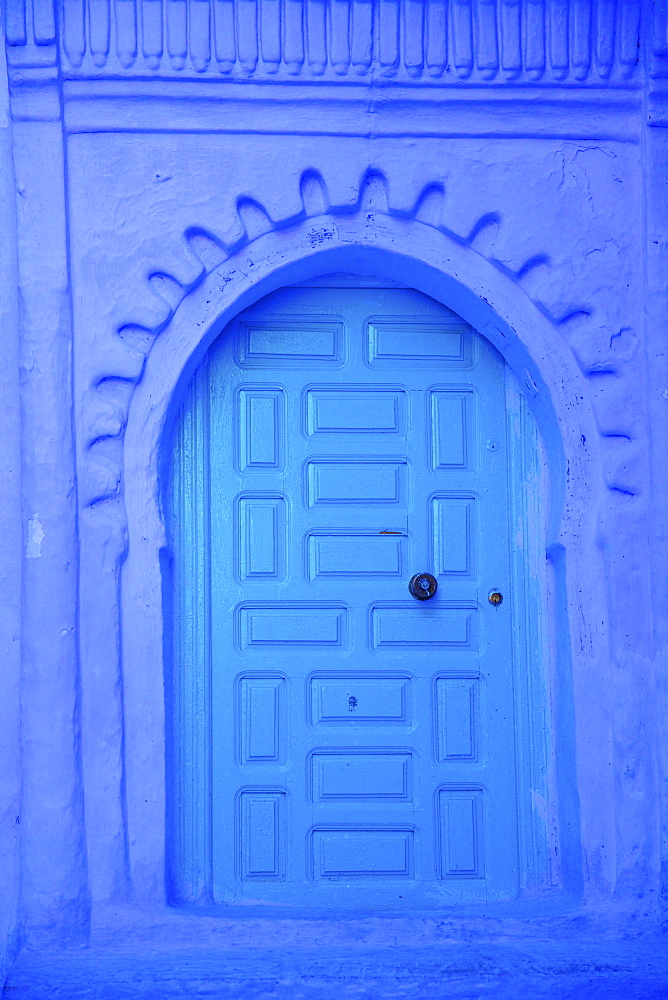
[{"xmin": 4, "ymin": 938, "xmax": 668, "ymax": 999}]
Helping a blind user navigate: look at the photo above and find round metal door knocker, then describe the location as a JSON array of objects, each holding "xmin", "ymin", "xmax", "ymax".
[
  {"xmin": 488, "ymin": 590, "xmax": 504, "ymax": 605},
  {"xmin": 408, "ymin": 573, "xmax": 438, "ymax": 601}
]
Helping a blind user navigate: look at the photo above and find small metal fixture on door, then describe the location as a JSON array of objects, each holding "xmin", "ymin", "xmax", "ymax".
[{"xmin": 408, "ymin": 572, "xmax": 438, "ymax": 600}]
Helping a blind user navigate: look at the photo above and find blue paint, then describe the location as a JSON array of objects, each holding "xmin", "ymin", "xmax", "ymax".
[
  {"xmin": 169, "ymin": 283, "xmax": 543, "ymax": 907},
  {"xmin": 2, "ymin": 1, "xmax": 667, "ymax": 991}
]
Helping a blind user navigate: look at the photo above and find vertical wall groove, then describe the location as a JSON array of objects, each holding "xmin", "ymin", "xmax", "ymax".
[
  {"xmin": 283, "ymin": 0, "xmax": 304, "ymax": 72},
  {"xmin": 548, "ymin": 0, "xmax": 569, "ymax": 78},
  {"xmin": 171, "ymin": 361, "xmax": 212, "ymax": 904},
  {"xmin": 260, "ymin": 0, "xmax": 281, "ymax": 70},
  {"xmin": 237, "ymin": 0, "xmax": 258, "ymax": 73},
  {"xmin": 115, "ymin": 0, "xmax": 138, "ymax": 67},
  {"xmin": 425, "ymin": 0, "xmax": 447, "ymax": 76},
  {"xmin": 62, "ymin": 0, "xmax": 85, "ymax": 66},
  {"xmin": 166, "ymin": 0, "xmax": 188, "ymax": 68},
  {"xmin": 571, "ymin": 0, "xmax": 592, "ymax": 79},
  {"xmin": 307, "ymin": 0, "xmax": 327, "ymax": 74},
  {"xmin": 403, "ymin": 0, "xmax": 423, "ymax": 77},
  {"xmin": 33, "ymin": 0, "xmax": 57, "ymax": 42},
  {"xmin": 525, "ymin": 0, "xmax": 546, "ymax": 78},
  {"xmin": 506, "ymin": 373, "xmax": 556, "ymax": 891},
  {"xmin": 350, "ymin": 0, "xmax": 372, "ymax": 73},
  {"xmin": 5, "ymin": 0, "xmax": 28, "ymax": 45},
  {"xmin": 378, "ymin": 0, "xmax": 399, "ymax": 73},
  {"xmin": 141, "ymin": 0, "xmax": 164, "ymax": 68},
  {"xmin": 452, "ymin": 0, "xmax": 474, "ymax": 78},
  {"xmin": 476, "ymin": 0, "xmax": 499, "ymax": 78},
  {"xmin": 214, "ymin": 0, "xmax": 235, "ymax": 71},
  {"xmin": 330, "ymin": 0, "xmax": 350, "ymax": 73},
  {"xmin": 190, "ymin": 0, "xmax": 212, "ymax": 72},
  {"xmin": 89, "ymin": 0, "xmax": 111, "ymax": 67}
]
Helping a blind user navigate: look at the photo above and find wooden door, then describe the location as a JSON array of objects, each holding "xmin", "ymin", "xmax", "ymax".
[{"xmin": 170, "ymin": 283, "xmax": 526, "ymax": 907}]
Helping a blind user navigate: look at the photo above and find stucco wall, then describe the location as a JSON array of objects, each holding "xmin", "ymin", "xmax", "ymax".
[
  {"xmin": 3, "ymin": 0, "xmax": 668, "ymax": 955},
  {"xmin": 0, "ymin": 20, "xmax": 21, "ymax": 983}
]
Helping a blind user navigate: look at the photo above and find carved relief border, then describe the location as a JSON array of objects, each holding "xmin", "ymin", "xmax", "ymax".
[
  {"xmin": 5, "ymin": 0, "xmax": 644, "ymax": 84},
  {"xmin": 79, "ymin": 167, "xmax": 640, "ymax": 532}
]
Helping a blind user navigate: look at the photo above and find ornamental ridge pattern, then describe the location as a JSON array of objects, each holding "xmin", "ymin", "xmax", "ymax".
[
  {"xmin": 4, "ymin": 0, "xmax": 659, "ymax": 84},
  {"xmin": 81, "ymin": 168, "xmax": 638, "ymax": 516}
]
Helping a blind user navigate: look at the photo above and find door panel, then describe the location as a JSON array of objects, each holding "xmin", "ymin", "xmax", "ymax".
[{"xmin": 172, "ymin": 284, "xmax": 525, "ymax": 907}]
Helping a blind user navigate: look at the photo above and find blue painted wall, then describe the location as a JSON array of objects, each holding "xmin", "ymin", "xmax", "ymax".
[{"xmin": 1, "ymin": 0, "xmax": 667, "ymax": 972}]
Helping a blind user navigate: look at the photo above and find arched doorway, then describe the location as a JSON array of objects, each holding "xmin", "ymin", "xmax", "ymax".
[{"xmin": 166, "ymin": 276, "xmax": 549, "ymax": 907}]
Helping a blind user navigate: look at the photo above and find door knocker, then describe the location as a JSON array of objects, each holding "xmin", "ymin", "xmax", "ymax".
[{"xmin": 408, "ymin": 573, "xmax": 438, "ymax": 601}]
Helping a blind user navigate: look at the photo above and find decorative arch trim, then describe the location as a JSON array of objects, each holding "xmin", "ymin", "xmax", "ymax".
[
  {"xmin": 112, "ymin": 202, "xmax": 614, "ymax": 906},
  {"xmin": 83, "ymin": 169, "xmax": 634, "ymax": 522}
]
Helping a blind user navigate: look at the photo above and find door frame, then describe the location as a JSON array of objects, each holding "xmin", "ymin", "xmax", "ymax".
[
  {"xmin": 165, "ymin": 281, "xmax": 552, "ymax": 906},
  {"xmin": 119, "ymin": 216, "xmax": 610, "ymax": 909}
]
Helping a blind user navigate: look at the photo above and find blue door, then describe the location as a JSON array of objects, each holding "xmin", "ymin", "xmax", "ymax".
[{"xmin": 169, "ymin": 282, "xmax": 523, "ymax": 907}]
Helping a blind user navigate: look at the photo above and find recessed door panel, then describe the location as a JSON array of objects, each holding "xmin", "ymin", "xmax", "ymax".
[
  {"xmin": 366, "ymin": 319, "xmax": 474, "ymax": 367},
  {"xmin": 435, "ymin": 676, "xmax": 480, "ymax": 762},
  {"xmin": 237, "ymin": 603, "xmax": 348, "ymax": 648},
  {"xmin": 236, "ymin": 387, "xmax": 285, "ymax": 471},
  {"xmin": 370, "ymin": 603, "xmax": 480, "ymax": 649},
  {"xmin": 236, "ymin": 495, "xmax": 286, "ymax": 581},
  {"xmin": 237, "ymin": 789, "xmax": 286, "ymax": 880},
  {"xmin": 309, "ymin": 750, "xmax": 413, "ymax": 801},
  {"xmin": 432, "ymin": 495, "xmax": 476, "ymax": 577},
  {"xmin": 171, "ymin": 283, "xmax": 531, "ymax": 908},
  {"xmin": 237, "ymin": 675, "xmax": 287, "ymax": 764},
  {"xmin": 307, "ymin": 530, "xmax": 406, "ymax": 577},
  {"xmin": 429, "ymin": 390, "xmax": 472, "ymax": 469},
  {"xmin": 437, "ymin": 787, "xmax": 485, "ymax": 879},
  {"xmin": 309, "ymin": 674, "xmax": 412, "ymax": 726},
  {"xmin": 305, "ymin": 387, "xmax": 406, "ymax": 435},
  {"xmin": 236, "ymin": 318, "xmax": 345, "ymax": 366},
  {"xmin": 311, "ymin": 829, "xmax": 415, "ymax": 878},
  {"xmin": 306, "ymin": 459, "xmax": 407, "ymax": 506}
]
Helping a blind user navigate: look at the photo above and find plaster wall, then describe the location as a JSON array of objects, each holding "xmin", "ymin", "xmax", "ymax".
[
  {"xmin": 2, "ymin": 0, "xmax": 668, "ymax": 960},
  {"xmin": 0, "ymin": 18, "xmax": 22, "ymax": 984}
]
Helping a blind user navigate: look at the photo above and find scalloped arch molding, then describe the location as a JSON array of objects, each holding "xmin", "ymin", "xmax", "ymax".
[
  {"xmin": 115, "ymin": 170, "xmax": 620, "ymax": 907},
  {"xmin": 84, "ymin": 166, "xmax": 636, "ymax": 516}
]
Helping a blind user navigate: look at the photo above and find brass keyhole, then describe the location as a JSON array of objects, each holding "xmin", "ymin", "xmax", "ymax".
[{"xmin": 488, "ymin": 591, "xmax": 503, "ymax": 605}]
